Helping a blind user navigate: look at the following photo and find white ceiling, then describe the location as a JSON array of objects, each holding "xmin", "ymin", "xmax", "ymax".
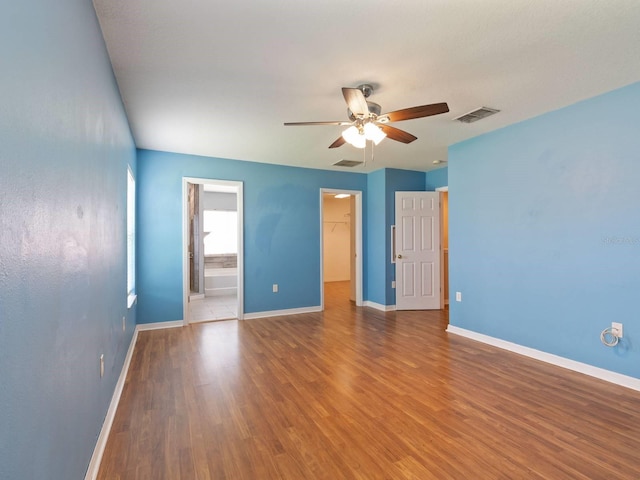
[{"xmin": 93, "ymin": 0, "xmax": 640, "ymax": 173}]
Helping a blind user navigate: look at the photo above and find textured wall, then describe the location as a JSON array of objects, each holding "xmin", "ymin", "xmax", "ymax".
[
  {"xmin": 449, "ymin": 81, "xmax": 640, "ymax": 378},
  {"xmin": 425, "ymin": 166, "xmax": 448, "ymax": 190},
  {"xmin": 0, "ymin": 1, "xmax": 136, "ymax": 479},
  {"xmin": 136, "ymin": 149, "xmax": 367, "ymax": 322}
]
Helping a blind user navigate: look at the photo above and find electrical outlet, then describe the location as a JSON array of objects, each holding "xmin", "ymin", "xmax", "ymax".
[
  {"xmin": 272, "ymin": 284, "xmax": 278, "ymax": 293},
  {"xmin": 392, "ymin": 281, "xmax": 396, "ymax": 288},
  {"xmin": 100, "ymin": 354, "xmax": 104, "ymax": 378},
  {"xmin": 122, "ymin": 316, "xmax": 126, "ymax": 332},
  {"xmin": 612, "ymin": 322, "xmax": 623, "ymax": 338},
  {"xmin": 456, "ymin": 292, "xmax": 462, "ymax": 302}
]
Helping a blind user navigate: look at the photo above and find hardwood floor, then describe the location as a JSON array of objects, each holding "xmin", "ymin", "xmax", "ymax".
[{"xmin": 98, "ymin": 282, "xmax": 640, "ymax": 479}]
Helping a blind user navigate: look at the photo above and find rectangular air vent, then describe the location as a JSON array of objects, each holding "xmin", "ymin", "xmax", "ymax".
[
  {"xmin": 454, "ymin": 107, "xmax": 500, "ymax": 123},
  {"xmin": 333, "ymin": 159, "xmax": 363, "ymax": 167}
]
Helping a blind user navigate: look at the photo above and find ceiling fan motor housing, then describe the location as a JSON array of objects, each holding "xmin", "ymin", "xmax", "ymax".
[
  {"xmin": 358, "ymin": 84, "xmax": 374, "ymax": 98},
  {"xmin": 348, "ymin": 101, "xmax": 381, "ymax": 121}
]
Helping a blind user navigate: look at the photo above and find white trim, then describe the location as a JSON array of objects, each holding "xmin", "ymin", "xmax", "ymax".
[
  {"xmin": 363, "ymin": 301, "xmax": 396, "ymax": 312},
  {"xmin": 85, "ymin": 319, "xmax": 186, "ymax": 479},
  {"xmin": 127, "ymin": 294, "xmax": 137, "ymax": 309},
  {"xmin": 84, "ymin": 328, "xmax": 139, "ymax": 480},
  {"xmin": 320, "ymin": 188, "xmax": 364, "ymax": 309},
  {"xmin": 182, "ymin": 178, "xmax": 244, "ymax": 325},
  {"xmin": 446, "ymin": 325, "xmax": 640, "ymax": 392},
  {"xmin": 435, "ymin": 186, "xmax": 448, "ymax": 192},
  {"xmin": 243, "ymin": 305, "xmax": 322, "ymax": 320},
  {"xmin": 136, "ymin": 320, "xmax": 184, "ymax": 331}
]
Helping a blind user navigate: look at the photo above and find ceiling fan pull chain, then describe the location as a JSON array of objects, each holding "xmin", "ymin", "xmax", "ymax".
[{"xmin": 363, "ymin": 141, "xmax": 367, "ymax": 167}]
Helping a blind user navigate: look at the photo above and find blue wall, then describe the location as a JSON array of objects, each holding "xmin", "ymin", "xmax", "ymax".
[
  {"xmin": 365, "ymin": 168, "xmax": 425, "ymax": 306},
  {"xmin": 425, "ymin": 166, "xmax": 448, "ymax": 190},
  {"xmin": 0, "ymin": 1, "xmax": 136, "ymax": 479},
  {"xmin": 449, "ymin": 81, "xmax": 640, "ymax": 378},
  {"xmin": 365, "ymin": 170, "xmax": 387, "ymax": 304},
  {"xmin": 136, "ymin": 149, "xmax": 367, "ymax": 323}
]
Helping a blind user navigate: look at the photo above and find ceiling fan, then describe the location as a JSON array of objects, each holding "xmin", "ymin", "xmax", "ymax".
[{"xmin": 284, "ymin": 84, "xmax": 449, "ymax": 149}]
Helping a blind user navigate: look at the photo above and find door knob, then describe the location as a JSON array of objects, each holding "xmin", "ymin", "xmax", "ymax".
[{"xmin": 397, "ymin": 254, "xmax": 402, "ymax": 259}]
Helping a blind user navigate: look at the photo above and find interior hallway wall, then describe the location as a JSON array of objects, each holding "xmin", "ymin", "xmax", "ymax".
[
  {"xmin": 0, "ymin": 1, "xmax": 137, "ymax": 478},
  {"xmin": 136, "ymin": 149, "xmax": 367, "ymax": 323}
]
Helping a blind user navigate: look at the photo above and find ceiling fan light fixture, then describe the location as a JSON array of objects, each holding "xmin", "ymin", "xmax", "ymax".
[
  {"xmin": 342, "ymin": 126, "xmax": 366, "ymax": 148},
  {"xmin": 363, "ymin": 122, "xmax": 386, "ymax": 145}
]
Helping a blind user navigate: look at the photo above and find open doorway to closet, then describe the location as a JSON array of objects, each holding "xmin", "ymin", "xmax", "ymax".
[
  {"xmin": 437, "ymin": 186, "xmax": 450, "ymax": 308},
  {"xmin": 182, "ymin": 178, "xmax": 244, "ymax": 324},
  {"xmin": 320, "ymin": 189, "xmax": 363, "ymax": 309}
]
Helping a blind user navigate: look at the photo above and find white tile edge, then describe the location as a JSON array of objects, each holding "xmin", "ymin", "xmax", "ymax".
[
  {"xmin": 363, "ymin": 301, "xmax": 396, "ymax": 312},
  {"xmin": 243, "ymin": 306, "xmax": 322, "ymax": 320},
  {"xmin": 446, "ymin": 325, "xmax": 640, "ymax": 392}
]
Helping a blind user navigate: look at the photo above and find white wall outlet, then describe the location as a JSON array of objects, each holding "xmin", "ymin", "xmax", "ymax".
[
  {"xmin": 122, "ymin": 316, "xmax": 126, "ymax": 332},
  {"xmin": 272, "ymin": 284, "xmax": 278, "ymax": 293},
  {"xmin": 456, "ymin": 292, "xmax": 462, "ymax": 302},
  {"xmin": 100, "ymin": 354, "xmax": 104, "ymax": 378},
  {"xmin": 612, "ymin": 322, "xmax": 623, "ymax": 338},
  {"xmin": 392, "ymin": 281, "xmax": 396, "ymax": 289}
]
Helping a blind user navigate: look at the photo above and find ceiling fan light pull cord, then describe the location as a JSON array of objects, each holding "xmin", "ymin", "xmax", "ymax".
[{"xmin": 363, "ymin": 141, "xmax": 366, "ymax": 167}]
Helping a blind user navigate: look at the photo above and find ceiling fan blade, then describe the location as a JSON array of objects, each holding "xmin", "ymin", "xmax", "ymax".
[
  {"xmin": 328, "ymin": 136, "xmax": 346, "ymax": 149},
  {"xmin": 342, "ymin": 88, "xmax": 369, "ymax": 116},
  {"xmin": 380, "ymin": 125, "xmax": 417, "ymax": 144},
  {"xmin": 284, "ymin": 121, "xmax": 351, "ymax": 126},
  {"xmin": 383, "ymin": 102, "xmax": 449, "ymax": 122}
]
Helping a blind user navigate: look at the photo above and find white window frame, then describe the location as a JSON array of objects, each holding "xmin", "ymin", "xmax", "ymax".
[{"xmin": 127, "ymin": 167, "xmax": 136, "ymax": 308}]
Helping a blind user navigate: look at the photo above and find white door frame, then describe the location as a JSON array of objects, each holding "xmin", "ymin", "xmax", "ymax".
[
  {"xmin": 395, "ymin": 191, "xmax": 441, "ymax": 310},
  {"xmin": 182, "ymin": 177, "xmax": 244, "ymax": 324},
  {"xmin": 320, "ymin": 188, "xmax": 363, "ymax": 308},
  {"xmin": 436, "ymin": 186, "xmax": 448, "ymax": 308}
]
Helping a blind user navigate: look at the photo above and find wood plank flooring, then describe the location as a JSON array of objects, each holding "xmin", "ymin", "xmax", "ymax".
[{"xmin": 98, "ymin": 282, "xmax": 640, "ymax": 479}]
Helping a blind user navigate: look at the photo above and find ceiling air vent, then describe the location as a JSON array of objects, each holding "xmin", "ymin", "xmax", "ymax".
[
  {"xmin": 454, "ymin": 107, "xmax": 500, "ymax": 123},
  {"xmin": 333, "ymin": 159, "xmax": 363, "ymax": 168}
]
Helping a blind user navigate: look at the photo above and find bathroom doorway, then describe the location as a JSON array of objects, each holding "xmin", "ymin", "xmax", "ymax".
[{"xmin": 182, "ymin": 178, "xmax": 243, "ymax": 324}]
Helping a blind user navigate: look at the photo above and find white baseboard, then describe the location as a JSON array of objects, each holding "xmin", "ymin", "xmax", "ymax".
[
  {"xmin": 85, "ymin": 319, "xmax": 185, "ymax": 479},
  {"xmin": 446, "ymin": 325, "xmax": 640, "ymax": 392},
  {"xmin": 243, "ymin": 305, "xmax": 322, "ymax": 320},
  {"xmin": 136, "ymin": 320, "xmax": 184, "ymax": 331},
  {"xmin": 363, "ymin": 301, "xmax": 396, "ymax": 312},
  {"xmin": 84, "ymin": 328, "xmax": 139, "ymax": 480}
]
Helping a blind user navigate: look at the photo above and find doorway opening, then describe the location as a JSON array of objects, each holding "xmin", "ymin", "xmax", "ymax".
[
  {"xmin": 437, "ymin": 186, "xmax": 449, "ymax": 308},
  {"xmin": 320, "ymin": 189, "xmax": 363, "ymax": 309},
  {"xmin": 182, "ymin": 178, "xmax": 244, "ymax": 324}
]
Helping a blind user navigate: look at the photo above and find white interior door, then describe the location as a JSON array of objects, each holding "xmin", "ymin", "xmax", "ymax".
[{"xmin": 395, "ymin": 191, "xmax": 441, "ymax": 310}]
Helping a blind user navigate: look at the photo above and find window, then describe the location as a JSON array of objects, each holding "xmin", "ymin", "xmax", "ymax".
[
  {"xmin": 203, "ymin": 210, "xmax": 237, "ymax": 255},
  {"xmin": 127, "ymin": 167, "xmax": 136, "ymax": 307}
]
